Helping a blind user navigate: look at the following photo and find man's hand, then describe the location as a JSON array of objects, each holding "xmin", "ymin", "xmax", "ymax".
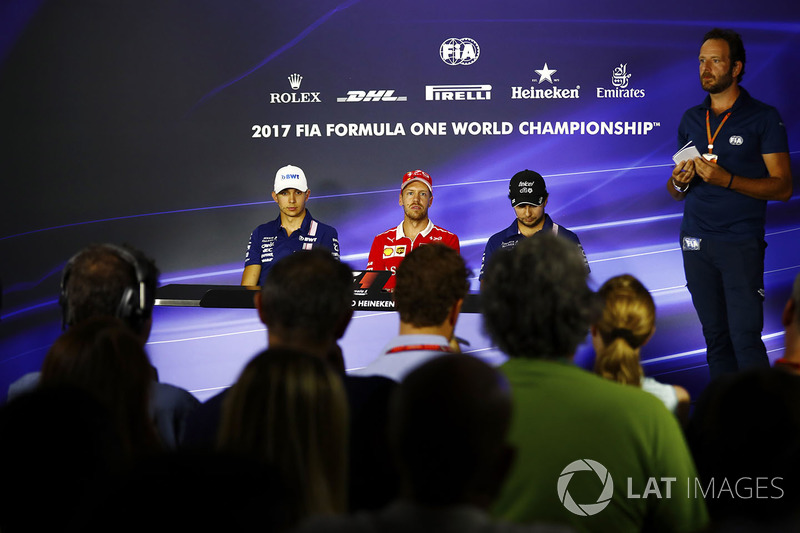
[
  {"xmin": 689, "ymin": 152, "xmax": 792, "ymax": 201},
  {"xmin": 672, "ymin": 159, "xmax": 696, "ymax": 187},
  {"xmin": 668, "ymin": 159, "xmax": 695, "ymax": 200},
  {"xmin": 693, "ymin": 155, "xmax": 731, "ymax": 187}
]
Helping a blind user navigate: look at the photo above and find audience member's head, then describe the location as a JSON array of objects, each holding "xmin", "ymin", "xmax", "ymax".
[
  {"xmin": 255, "ymin": 249, "xmax": 353, "ymax": 368},
  {"xmin": 687, "ymin": 368, "xmax": 800, "ymax": 527},
  {"xmin": 0, "ymin": 385, "xmax": 125, "ymax": 532},
  {"xmin": 389, "ymin": 354, "xmax": 514, "ymax": 508},
  {"xmin": 481, "ymin": 233, "xmax": 599, "ymax": 359},
  {"xmin": 592, "ymin": 274, "xmax": 655, "ymax": 385},
  {"xmin": 59, "ymin": 243, "xmax": 159, "ymax": 342},
  {"xmin": 394, "ymin": 243, "xmax": 469, "ymax": 330},
  {"xmin": 218, "ymin": 348, "xmax": 349, "ymax": 524},
  {"xmin": 40, "ymin": 316, "xmax": 162, "ymax": 458}
]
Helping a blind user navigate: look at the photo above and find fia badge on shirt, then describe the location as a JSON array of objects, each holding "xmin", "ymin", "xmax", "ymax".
[{"xmin": 682, "ymin": 237, "xmax": 702, "ymax": 251}]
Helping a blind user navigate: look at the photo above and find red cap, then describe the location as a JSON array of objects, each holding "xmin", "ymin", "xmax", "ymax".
[{"xmin": 401, "ymin": 169, "xmax": 433, "ymax": 192}]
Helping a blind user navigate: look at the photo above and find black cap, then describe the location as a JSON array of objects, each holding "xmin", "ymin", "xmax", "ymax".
[{"xmin": 509, "ymin": 170, "xmax": 547, "ymax": 207}]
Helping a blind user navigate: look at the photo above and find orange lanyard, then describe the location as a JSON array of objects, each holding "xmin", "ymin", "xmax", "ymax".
[
  {"xmin": 706, "ymin": 109, "xmax": 731, "ymax": 154},
  {"xmin": 386, "ymin": 344, "xmax": 454, "ymax": 354}
]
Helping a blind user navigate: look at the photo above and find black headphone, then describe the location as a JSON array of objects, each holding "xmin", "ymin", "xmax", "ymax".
[{"xmin": 59, "ymin": 244, "xmax": 152, "ymax": 330}]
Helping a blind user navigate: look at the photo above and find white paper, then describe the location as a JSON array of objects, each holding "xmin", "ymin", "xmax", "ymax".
[{"xmin": 672, "ymin": 142, "xmax": 702, "ymax": 165}]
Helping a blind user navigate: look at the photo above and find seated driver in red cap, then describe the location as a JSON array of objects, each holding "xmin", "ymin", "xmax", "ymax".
[{"xmin": 366, "ymin": 170, "xmax": 460, "ymax": 290}]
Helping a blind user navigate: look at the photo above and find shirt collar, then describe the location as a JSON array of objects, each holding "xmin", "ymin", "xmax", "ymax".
[
  {"xmin": 701, "ymin": 85, "xmax": 751, "ymax": 114},
  {"xmin": 382, "ymin": 334, "xmax": 451, "ymax": 355},
  {"xmin": 507, "ymin": 213, "xmax": 553, "ymax": 236},
  {"xmin": 395, "ymin": 219, "xmax": 434, "ymax": 240},
  {"xmin": 274, "ymin": 209, "xmax": 313, "ymax": 227}
]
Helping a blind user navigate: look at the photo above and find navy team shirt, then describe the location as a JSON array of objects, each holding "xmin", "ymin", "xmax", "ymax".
[
  {"xmin": 244, "ymin": 210, "xmax": 340, "ymax": 285},
  {"xmin": 480, "ymin": 214, "xmax": 589, "ymax": 280},
  {"xmin": 678, "ymin": 87, "xmax": 789, "ymax": 241}
]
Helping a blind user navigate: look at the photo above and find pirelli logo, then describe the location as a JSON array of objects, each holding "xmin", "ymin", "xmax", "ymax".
[{"xmin": 425, "ymin": 84, "xmax": 492, "ymax": 101}]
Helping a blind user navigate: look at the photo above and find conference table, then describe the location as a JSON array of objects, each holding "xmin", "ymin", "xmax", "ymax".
[{"xmin": 154, "ymin": 271, "xmax": 482, "ymax": 313}]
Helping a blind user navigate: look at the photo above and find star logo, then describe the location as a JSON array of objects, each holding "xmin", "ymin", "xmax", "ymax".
[{"xmin": 533, "ymin": 63, "xmax": 558, "ymax": 84}]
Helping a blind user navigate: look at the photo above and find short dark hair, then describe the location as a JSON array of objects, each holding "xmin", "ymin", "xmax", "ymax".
[
  {"xmin": 688, "ymin": 368, "xmax": 800, "ymax": 521},
  {"xmin": 393, "ymin": 244, "xmax": 469, "ymax": 327},
  {"xmin": 259, "ymin": 249, "xmax": 353, "ymax": 343},
  {"xmin": 703, "ymin": 28, "xmax": 746, "ymax": 82},
  {"xmin": 60, "ymin": 244, "xmax": 159, "ymax": 334},
  {"xmin": 481, "ymin": 233, "xmax": 600, "ymax": 359},
  {"xmin": 389, "ymin": 354, "xmax": 511, "ymax": 505}
]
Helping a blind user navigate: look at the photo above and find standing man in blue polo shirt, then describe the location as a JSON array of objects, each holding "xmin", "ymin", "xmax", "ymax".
[
  {"xmin": 479, "ymin": 169, "xmax": 589, "ymax": 281},
  {"xmin": 669, "ymin": 28, "xmax": 792, "ymax": 379},
  {"xmin": 241, "ymin": 165, "xmax": 340, "ymax": 286}
]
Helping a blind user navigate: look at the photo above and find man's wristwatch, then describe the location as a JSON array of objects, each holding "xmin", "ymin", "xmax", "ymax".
[{"xmin": 672, "ymin": 178, "xmax": 690, "ymax": 193}]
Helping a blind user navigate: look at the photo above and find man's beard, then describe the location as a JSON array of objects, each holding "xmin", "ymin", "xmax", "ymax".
[
  {"xmin": 702, "ymin": 68, "xmax": 734, "ymax": 94},
  {"xmin": 518, "ymin": 213, "xmax": 544, "ymax": 228},
  {"xmin": 405, "ymin": 204, "xmax": 427, "ymax": 220}
]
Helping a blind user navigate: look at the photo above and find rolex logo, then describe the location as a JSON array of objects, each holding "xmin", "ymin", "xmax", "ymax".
[
  {"xmin": 288, "ymin": 73, "xmax": 303, "ymax": 90},
  {"xmin": 271, "ymin": 73, "xmax": 320, "ymax": 104}
]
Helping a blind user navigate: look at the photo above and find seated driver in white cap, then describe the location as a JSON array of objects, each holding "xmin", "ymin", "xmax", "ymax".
[{"xmin": 241, "ymin": 165, "xmax": 340, "ymax": 286}]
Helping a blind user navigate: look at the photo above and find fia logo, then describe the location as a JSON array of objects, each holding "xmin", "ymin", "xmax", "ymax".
[
  {"xmin": 612, "ymin": 64, "xmax": 632, "ymax": 89},
  {"xmin": 682, "ymin": 237, "xmax": 702, "ymax": 251},
  {"xmin": 729, "ymin": 135, "xmax": 744, "ymax": 146},
  {"xmin": 440, "ymin": 38, "xmax": 480, "ymax": 66}
]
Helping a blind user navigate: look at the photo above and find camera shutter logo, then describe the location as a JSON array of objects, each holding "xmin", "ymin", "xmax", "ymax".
[{"xmin": 557, "ymin": 459, "xmax": 614, "ymax": 516}]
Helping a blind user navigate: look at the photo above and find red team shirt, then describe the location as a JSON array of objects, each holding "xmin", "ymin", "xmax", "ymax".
[{"xmin": 366, "ymin": 220, "xmax": 460, "ymax": 289}]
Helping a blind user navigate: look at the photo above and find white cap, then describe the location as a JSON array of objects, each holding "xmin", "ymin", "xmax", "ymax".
[{"xmin": 274, "ymin": 165, "xmax": 308, "ymax": 193}]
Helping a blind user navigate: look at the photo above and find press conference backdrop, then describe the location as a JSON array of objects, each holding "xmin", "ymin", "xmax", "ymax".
[{"xmin": 1, "ymin": 1, "xmax": 798, "ymax": 400}]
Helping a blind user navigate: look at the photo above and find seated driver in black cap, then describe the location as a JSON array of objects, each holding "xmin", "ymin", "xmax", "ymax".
[{"xmin": 479, "ymin": 169, "xmax": 590, "ymax": 282}]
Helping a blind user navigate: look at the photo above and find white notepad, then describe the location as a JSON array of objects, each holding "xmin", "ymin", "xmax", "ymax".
[{"xmin": 672, "ymin": 141, "xmax": 702, "ymax": 165}]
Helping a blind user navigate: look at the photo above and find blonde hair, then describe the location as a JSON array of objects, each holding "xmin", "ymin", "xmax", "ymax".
[
  {"xmin": 218, "ymin": 349, "xmax": 349, "ymax": 522},
  {"xmin": 593, "ymin": 275, "xmax": 655, "ymax": 386}
]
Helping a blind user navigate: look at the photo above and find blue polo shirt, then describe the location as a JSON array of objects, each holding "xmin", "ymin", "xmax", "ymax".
[
  {"xmin": 480, "ymin": 214, "xmax": 588, "ymax": 279},
  {"xmin": 678, "ymin": 87, "xmax": 789, "ymax": 240},
  {"xmin": 244, "ymin": 210, "xmax": 340, "ymax": 285}
]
